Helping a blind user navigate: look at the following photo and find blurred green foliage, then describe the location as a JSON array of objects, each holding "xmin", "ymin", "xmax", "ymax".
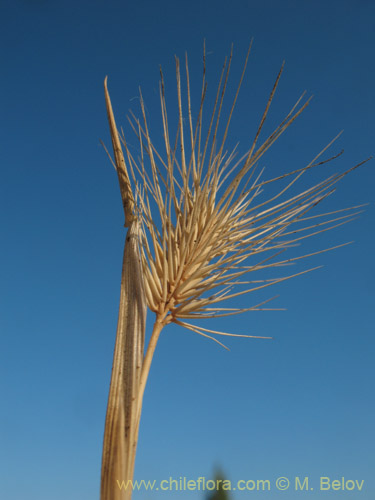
[{"xmin": 206, "ymin": 468, "xmax": 231, "ymax": 500}]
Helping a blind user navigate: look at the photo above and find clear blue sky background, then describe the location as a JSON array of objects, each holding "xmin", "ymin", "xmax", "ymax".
[{"xmin": 1, "ymin": 1, "xmax": 374, "ymax": 499}]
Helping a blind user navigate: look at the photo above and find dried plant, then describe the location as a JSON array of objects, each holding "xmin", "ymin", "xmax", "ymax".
[{"xmin": 100, "ymin": 44, "xmax": 369, "ymax": 500}]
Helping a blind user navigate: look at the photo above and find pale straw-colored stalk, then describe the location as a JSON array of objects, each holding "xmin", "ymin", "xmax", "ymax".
[
  {"xmin": 100, "ymin": 44, "xmax": 370, "ymax": 500},
  {"xmin": 100, "ymin": 79, "xmax": 146, "ymax": 500}
]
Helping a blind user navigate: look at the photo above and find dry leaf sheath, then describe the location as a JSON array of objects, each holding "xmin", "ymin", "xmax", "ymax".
[
  {"xmin": 100, "ymin": 80, "xmax": 146, "ymax": 500},
  {"xmin": 100, "ymin": 45, "xmax": 369, "ymax": 499}
]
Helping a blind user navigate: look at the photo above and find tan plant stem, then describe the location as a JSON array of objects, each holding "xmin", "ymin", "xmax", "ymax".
[
  {"xmin": 100, "ymin": 222, "xmax": 146, "ymax": 500},
  {"xmin": 100, "ymin": 80, "xmax": 147, "ymax": 500},
  {"xmin": 136, "ymin": 317, "xmax": 166, "ymax": 420}
]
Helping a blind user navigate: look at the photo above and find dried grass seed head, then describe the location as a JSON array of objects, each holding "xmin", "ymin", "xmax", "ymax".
[{"xmin": 118, "ymin": 45, "xmax": 369, "ymax": 345}]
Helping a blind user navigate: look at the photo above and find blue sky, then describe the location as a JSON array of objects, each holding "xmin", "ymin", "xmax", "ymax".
[{"xmin": 1, "ymin": 1, "xmax": 374, "ymax": 499}]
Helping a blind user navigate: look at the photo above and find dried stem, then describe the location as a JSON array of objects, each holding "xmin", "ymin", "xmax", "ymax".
[{"xmin": 100, "ymin": 83, "xmax": 147, "ymax": 500}]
